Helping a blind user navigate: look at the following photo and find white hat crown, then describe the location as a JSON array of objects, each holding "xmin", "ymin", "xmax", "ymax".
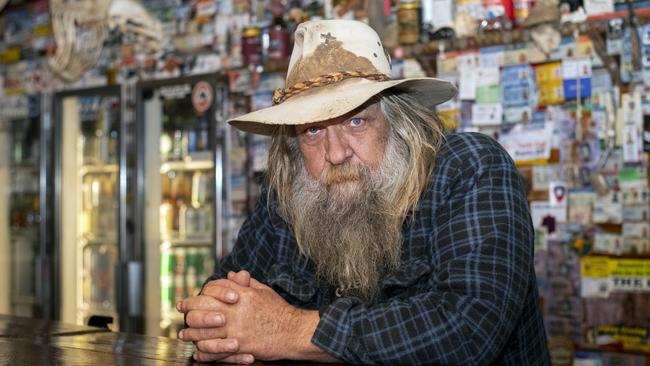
[{"xmin": 285, "ymin": 20, "xmax": 392, "ymax": 87}]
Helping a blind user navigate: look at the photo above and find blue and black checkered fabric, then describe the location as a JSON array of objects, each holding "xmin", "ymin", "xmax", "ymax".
[{"xmin": 206, "ymin": 132, "xmax": 550, "ymax": 365}]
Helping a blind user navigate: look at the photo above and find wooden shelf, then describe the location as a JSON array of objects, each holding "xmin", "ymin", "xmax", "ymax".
[
  {"xmin": 587, "ymin": 6, "xmax": 650, "ymax": 22},
  {"xmin": 160, "ymin": 159, "xmax": 213, "ymax": 173},
  {"xmin": 79, "ymin": 164, "xmax": 119, "ymax": 176},
  {"xmin": 408, "ymin": 7, "xmax": 650, "ymax": 56},
  {"xmin": 576, "ymin": 342, "xmax": 650, "ymax": 357}
]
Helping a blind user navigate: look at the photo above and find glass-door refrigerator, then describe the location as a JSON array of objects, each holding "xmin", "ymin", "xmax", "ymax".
[
  {"xmin": 53, "ymin": 86, "xmax": 131, "ymax": 331},
  {"xmin": 0, "ymin": 94, "xmax": 54, "ymax": 319},
  {"xmin": 136, "ymin": 74, "xmax": 228, "ymax": 337}
]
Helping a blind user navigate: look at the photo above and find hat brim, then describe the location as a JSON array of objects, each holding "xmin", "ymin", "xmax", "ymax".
[{"xmin": 228, "ymin": 77, "xmax": 458, "ymax": 135}]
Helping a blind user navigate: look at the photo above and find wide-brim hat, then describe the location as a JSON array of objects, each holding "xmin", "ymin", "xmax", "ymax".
[{"xmin": 228, "ymin": 20, "xmax": 457, "ymax": 135}]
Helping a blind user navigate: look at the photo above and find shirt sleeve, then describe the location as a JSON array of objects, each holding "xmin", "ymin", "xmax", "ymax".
[
  {"xmin": 204, "ymin": 184, "xmax": 277, "ymax": 284},
  {"xmin": 311, "ymin": 134, "xmax": 535, "ymax": 365}
]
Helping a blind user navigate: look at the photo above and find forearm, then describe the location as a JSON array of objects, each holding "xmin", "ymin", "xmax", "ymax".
[
  {"xmin": 313, "ymin": 288, "xmax": 524, "ymax": 366},
  {"xmin": 285, "ymin": 309, "xmax": 343, "ymax": 363}
]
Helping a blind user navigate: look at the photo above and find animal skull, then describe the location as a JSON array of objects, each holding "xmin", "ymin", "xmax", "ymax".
[
  {"xmin": 108, "ymin": 0, "xmax": 162, "ymax": 52},
  {"xmin": 49, "ymin": 0, "xmax": 161, "ymax": 82},
  {"xmin": 48, "ymin": 0, "xmax": 111, "ymax": 82}
]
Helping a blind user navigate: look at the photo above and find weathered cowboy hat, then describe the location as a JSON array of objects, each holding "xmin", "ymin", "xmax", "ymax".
[{"xmin": 228, "ymin": 19, "xmax": 457, "ymax": 135}]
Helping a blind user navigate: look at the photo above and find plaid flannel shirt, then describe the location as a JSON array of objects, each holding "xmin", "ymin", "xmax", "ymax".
[{"xmin": 206, "ymin": 132, "xmax": 550, "ymax": 365}]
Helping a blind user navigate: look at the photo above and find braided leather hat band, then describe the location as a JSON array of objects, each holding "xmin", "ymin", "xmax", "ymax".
[{"xmin": 272, "ymin": 71, "xmax": 392, "ymax": 105}]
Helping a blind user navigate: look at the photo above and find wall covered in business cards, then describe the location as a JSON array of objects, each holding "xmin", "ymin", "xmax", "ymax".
[{"xmin": 0, "ymin": 0, "xmax": 649, "ymax": 363}]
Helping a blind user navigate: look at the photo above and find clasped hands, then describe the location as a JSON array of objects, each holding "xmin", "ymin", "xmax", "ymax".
[{"xmin": 176, "ymin": 270, "xmax": 321, "ymax": 364}]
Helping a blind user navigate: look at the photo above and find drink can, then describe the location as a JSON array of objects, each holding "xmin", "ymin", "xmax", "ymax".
[
  {"xmin": 398, "ymin": 0, "xmax": 422, "ymax": 44},
  {"xmin": 186, "ymin": 248, "xmax": 199, "ymax": 295},
  {"xmin": 268, "ymin": 25, "xmax": 290, "ymax": 61},
  {"xmin": 194, "ymin": 248, "xmax": 205, "ymax": 281},
  {"xmin": 173, "ymin": 247, "xmax": 187, "ymax": 299},
  {"xmin": 188, "ymin": 128, "xmax": 198, "ymax": 153},
  {"xmin": 202, "ymin": 248, "xmax": 215, "ymax": 276},
  {"xmin": 160, "ymin": 248, "xmax": 175, "ymax": 315},
  {"xmin": 242, "ymin": 26, "xmax": 263, "ymax": 66},
  {"xmin": 514, "ymin": 0, "xmax": 531, "ymax": 26}
]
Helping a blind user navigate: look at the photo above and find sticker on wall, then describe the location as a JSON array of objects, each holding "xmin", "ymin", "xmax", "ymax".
[
  {"xmin": 192, "ymin": 81, "xmax": 213, "ymax": 113},
  {"xmin": 550, "ymin": 181, "xmax": 568, "ymax": 206}
]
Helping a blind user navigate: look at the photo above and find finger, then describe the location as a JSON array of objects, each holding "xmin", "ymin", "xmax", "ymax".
[
  {"xmin": 196, "ymin": 283, "xmax": 239, "ymax": 304},
  {"xmin": 232, "ymin": 271, "xmax": 251, "ymax": 287},
  {"xmin": 184, "ymin": 310, "xmax": 225, "ymax": 328},
  {"xmin": 202, "ymin": 279, "xmax": 241, "ymax": 297},
  {"xmin": 177, "ymin": 295, "xmax": 226, "ymax": 313},
  {"xmin": 178, "ymin": 327, "xmax": 227, "ymax": 342},
  {"xmin": 219, "ymin": 353, "xmax": 255, "ymax": 364},
  {"xmin": 192, "ymin": 351, "xmax": 254, "ymax": 364},
  {"xmin": 195, "ymin": 338, "xmax": 240, "ymax": 354},
  {"xmin": 201, "ymin": 281, "xmax": 239, "ymax": 304}
]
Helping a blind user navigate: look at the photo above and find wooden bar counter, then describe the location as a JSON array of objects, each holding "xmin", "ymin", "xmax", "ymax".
[{"xmin": 0, "ymin": 314, "xmax": 332, "ymax": 366}]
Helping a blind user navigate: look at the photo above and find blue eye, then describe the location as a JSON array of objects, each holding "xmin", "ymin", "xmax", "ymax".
[
  {"xmin": 349, "ymin": 118, "xmax": 365, "ymax": 127},
  {"xmin": 306, "ymin": 127, "xmax": 320, "ymax": 135}
]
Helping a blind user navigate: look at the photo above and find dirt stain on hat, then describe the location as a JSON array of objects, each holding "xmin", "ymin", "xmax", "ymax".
[{"xmin": 286, "ymin": 33, "xmax": 381, "ymax": 86}]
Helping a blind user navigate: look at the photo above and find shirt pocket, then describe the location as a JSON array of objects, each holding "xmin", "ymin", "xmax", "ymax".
[
  {"xmin": 266, "ymin": 262, "xmax": 318, "ymax": 305},
  {"xmin": 381, "ymin": 259, "xmax": 433, "ymax": 298}
]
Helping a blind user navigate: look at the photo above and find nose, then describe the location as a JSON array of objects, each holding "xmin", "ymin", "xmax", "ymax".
[{"xmin": 324, "ymin": 126, "xmax": 352, "ymax": 165}]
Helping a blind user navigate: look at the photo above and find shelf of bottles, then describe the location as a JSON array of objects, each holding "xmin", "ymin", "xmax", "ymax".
[
  {"xmin": 9, "ymin": 111, "xmax": 41, "ymax": 317},
  {"xmin": 158, "ymin": 97, "xmax": 215, "ymax": 334},
  {"xmin": 77, "ymin": 96, "xmax": 120, "ymax": 320},
  {"xmin": 221, "ymin": 94, "xmax": 274, "ymax": 258}
]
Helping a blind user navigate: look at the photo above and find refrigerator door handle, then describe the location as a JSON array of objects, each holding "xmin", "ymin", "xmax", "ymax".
[
  {"xmin": 116, "ymin": 260, "xmax": 143, "ymax": 330},
  {"xmin": 127, "ymin": 261, "xmax": 143, "ymax": 317}
]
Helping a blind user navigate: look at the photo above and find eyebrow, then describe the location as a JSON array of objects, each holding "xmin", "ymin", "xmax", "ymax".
[{"xmin": 296, "ymin": 105, "xmax": 378, "ymax": 132}]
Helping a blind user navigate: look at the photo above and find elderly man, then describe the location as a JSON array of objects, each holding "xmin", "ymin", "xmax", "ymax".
[{"xmin": 177, "ymin": 20, "xmax": 550, "ymax": 365}]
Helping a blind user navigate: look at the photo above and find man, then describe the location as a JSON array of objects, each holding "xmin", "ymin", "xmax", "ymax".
[{"xmin": 177, "ymin": 19, "xmax": 550, "ymax": 365}]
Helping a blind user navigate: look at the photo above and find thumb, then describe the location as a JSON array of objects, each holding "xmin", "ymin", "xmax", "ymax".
[
  {"xmin": 229, "ymin": 270, "xmax": 251, "ymax": 287},
  {"xmin": 249, "ymin": 277, "xmax": 270, "ymax": 290}
]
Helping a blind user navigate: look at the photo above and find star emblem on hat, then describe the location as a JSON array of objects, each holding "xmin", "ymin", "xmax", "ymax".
[{"xmin": 320, "ymin": 32, "xmax": 335, "ymax": 44}]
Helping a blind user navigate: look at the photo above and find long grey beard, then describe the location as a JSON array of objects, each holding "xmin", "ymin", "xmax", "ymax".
[{"xmin": 288, "ymin": 140, "xmax": 407, "ymax": 302}]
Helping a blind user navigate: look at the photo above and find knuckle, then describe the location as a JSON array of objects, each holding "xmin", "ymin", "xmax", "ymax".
[
  {"xmin": 233, "ymin": 354, "xmax": 253, "ymax": 364},
  {"xmin": 196, "ymin": 295, "xmax": 213, "ymax": 307},
  {"xmin": 203, "ymin": 284, "xmax": 226, "ymax": 298},
  {"xmin": 202, "ymin": 280, "xmax": 219, "ymax": 292},
  {"xmin": 210, "ymin": 279, "xmax": 230, "ymax": 287},
  {"xmin": 185, "ymin": 328, "xmax": 213, "ymax": 341},
  {"xmin": 200, "ymin": 327, "xmax": 217, "ymax": 339},
  {"xmin": 195, "ymin": 340, "xmax": 211, "ymax": 353},
  {"xmin": 215, "ymin": 287, "xmax": 228, "ymax": 299},
  {"xmin": 186, "ymin": 311, "xmax": 210, "ymax": 328},
  {"xmin": 185, "ymin": 312, "xmax": 197, "ymax": 327},
  {"xmin": 183, "ymin": 328, "xmax": 198, "ymax": 341},
  {"xmin": 193, "ymin": 351, "xmax": 216, "ymax": 362},
  {"xmin": 179, "ymin": 298, "xmax": 193, "ymax": 311},
  {"xmin": 238, "ymin": 289, "xmax": 254, "ymax": 304},
  {"xmin": 196, "ymin": 339, "xmax": 224, "ymax": 354}
]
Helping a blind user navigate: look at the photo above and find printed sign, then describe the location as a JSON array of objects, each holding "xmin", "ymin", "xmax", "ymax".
[
  {"xmin": 609, "ymin": 259, "xmax": 650, "ymax": 292},
  {"xmin": 160, "ymin": 84, "xmax": 191, "ymax": 99},
  {"xmin": 192, "ymin": 81, "xmax": 213, "ymax": 113},
  {"xmin": 499, "ymin": 123, "xmax": 553, "ymax": 164}
]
